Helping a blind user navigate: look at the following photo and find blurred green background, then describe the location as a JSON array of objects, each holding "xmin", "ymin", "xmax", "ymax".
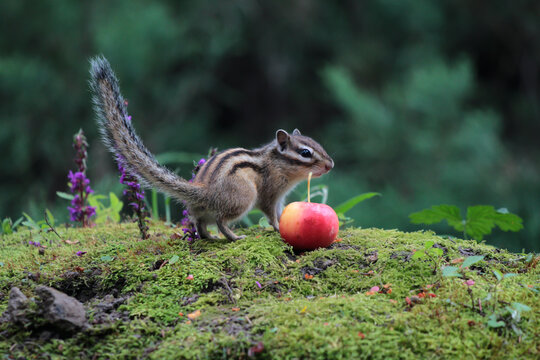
[{"xmin": 1, "ymin": 0, "xmax": 539, "ymax": 251}]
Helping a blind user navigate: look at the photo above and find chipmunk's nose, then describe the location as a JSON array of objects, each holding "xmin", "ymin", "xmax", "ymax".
[{"xmin": 325, "ymin": 159, "xmax": 334, "ymax": 172}]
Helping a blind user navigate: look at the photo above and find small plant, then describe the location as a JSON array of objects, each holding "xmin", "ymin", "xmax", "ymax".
[
  {"xmin": 1, "ymin": 217, "xmax": 23, "ymax": 235},
  {"xmin": 20, "ymin": 210, "xmax": 59, "ymax": 246},
  {"xmin": 489, "ymin": 269, "xmax": 518, "ymax": 312},
  {"xmin": 58, "ymin": 191, "xmax": 123, "ymax": 225},
  {"xmin": 334, "ymin": 192, "xmax": 381, "ymax": 226},
  {"xmin": 66, "ymin": 129, "xmax": 96, "ymax": 227},
  {"xmin": 487, "ymin": 302, "xmax": 531, "ymax": 336},
  {"xmin": 441, "ymin": 255, "xmax": 485, "ymax": 278},
  {"xmin": 87, "ymin": 192, "xmax": 123, "ymax": 224},
  {"xmin": 117, "ymin": 156, "xmax": 149, "ymax": 239},
  {"xmin": 409, "ymin": 205, "xmax": 523, "ymax": 241},
  {"xmin": 411, "ymin": 240, "xmax": 444, "ymax": 274}
]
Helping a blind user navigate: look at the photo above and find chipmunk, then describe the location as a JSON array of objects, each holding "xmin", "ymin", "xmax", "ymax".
[{"xmin": 89, "ymin": 56, "xmax": 334, "ymax": 241}]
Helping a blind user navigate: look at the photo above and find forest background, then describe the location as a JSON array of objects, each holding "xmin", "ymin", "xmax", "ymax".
[{"xmin": 1, "ymin": 0, "xmax": 539, "ymax": 252}]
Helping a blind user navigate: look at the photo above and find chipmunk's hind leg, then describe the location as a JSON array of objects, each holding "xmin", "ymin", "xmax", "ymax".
[
  {"xmin": 216, "ymin": 219, "xmax": 246, "ymax": 241},
  {"xmin": 196, "ymin": 219, "xmax": 217, "ymax": 240}
]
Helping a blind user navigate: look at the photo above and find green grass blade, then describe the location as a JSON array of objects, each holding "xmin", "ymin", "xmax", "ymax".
[{"xmin": 334, "ymin": 192, "xmax": 381, "ymax": 215}]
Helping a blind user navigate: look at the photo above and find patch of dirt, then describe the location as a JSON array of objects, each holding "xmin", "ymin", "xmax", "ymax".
[
  {"xmin": 87, "ymin": 294, "xmax": 131, "ymax": 325},
  {"xmin": 201, "ymin": 314, "xmax": 254, "ymax": 338},
  {"xmin": 150, "ymin": 259, "xmax": 167, "ymax": 271},
  {"xmin": 329, "ymin": 243, "xmax": 362, "ymax": 251},
  {"xmin": 458, "ymin": 247, "xmax": 480, "ymax": 257},
  {"xmin": 54, "ymin": 268, "xmax": 125, "ymax": 303},
  {"xmin": 301, "ymin": 257, "xmax": 338, "ymax": 277},
  {"xmin": 390, "ymin": 251, "xmax": 413, "ymax": 262},
  {"xmin": 181, "ymin": 294, "xmax": 200, "ymax": 306}
]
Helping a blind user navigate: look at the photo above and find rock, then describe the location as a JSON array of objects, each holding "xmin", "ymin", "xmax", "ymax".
[
  {"xmin": 6, "ymin": 287, "xmax": 29, "ymax": 324},
  {"xmin": 35, "ymin": 286, "xmax": 88, "ymax": 332}
]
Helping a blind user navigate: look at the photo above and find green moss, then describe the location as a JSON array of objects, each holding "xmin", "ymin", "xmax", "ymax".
[{"xmin": 0, "ymin": 223, "xmax": 538, "ymax": 359}]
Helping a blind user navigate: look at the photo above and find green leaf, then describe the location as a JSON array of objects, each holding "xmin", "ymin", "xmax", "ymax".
[
  {"xmin": 462, "ymin": 255, "xmax": 484, "ymax": 268},
  {"xmin": 424, "ymin": 240, "xmax": 435, "ymax": 249},
  {"xmin": 56, "ymin": 191, "xmax": 75, "ymax": 201},
  {"xmin": 487, "ymin": 317, "xmax": 505, "ymax": 328},
  {"xmin": 466, "ymin": 206, "xmax": 523, "ymax": 241},
  {"xmin": 169, "ymin": 255, "xmax": 180, "ymax": 265},
  {"xmin": 493, "ymin": 269, "xmax": 503, "ymax": 282},
  {"xmin": 334, "ymin": 192, "xmax": 381, "ymax": 215},
  {"xmin": 503, "ymin": 273, "xmax": 517, "ymax": 279},
  {"xmin": 258, "ymin": 216, "xmax": 271, "ymax": 229},
  {"xmin": 2, "ymin": 219, "xmax": 12, "ymax": 235},
  {"xmin": 442, "ymin": 266, "xmax": 461, "ymax": 277},
  {"xmin": 45, "ymin": 209, "xmax": 55, "ymax": 227},
  {"xmin": 151, "ymin": 189, "xmax": 159, "ymax": 219},
  {"xmin": 511, "ymin": 302, "xmax": 531, "ymax": 312},
  {"xmin": 12, "ymin": 216, "xmax": 23, "ymax": 230},
  {"xmin": 409, "ymin": 205, "xmax": 463, "ymax": 231},
  {"xmin": 411, "ymin": 250, "xmax": 426, "ymax": 259},
  {"xmin": 21, "ymin": 212, "xmax": 39, "ymax": 230},
  {"xmin": 100, "ymin": 255, "xmax": 113, "ymax": 262},
  {"xmin": 429, "ymin": 247, "xmax": 444, "ymax": 257}
]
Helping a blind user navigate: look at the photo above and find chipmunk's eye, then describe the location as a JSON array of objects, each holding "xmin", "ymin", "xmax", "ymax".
[{"xmin": 298, "ymin": 148, "xmax": 312, "ymax": 158}]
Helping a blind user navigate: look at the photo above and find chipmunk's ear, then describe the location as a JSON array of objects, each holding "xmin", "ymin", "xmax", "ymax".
[
  {"xmin": 292, "ymin": 128, "xmax": 301, "ymax": 136},
  {"xmin": 276, "ymin": 129, "xmax": 290, "ymax": 151}
]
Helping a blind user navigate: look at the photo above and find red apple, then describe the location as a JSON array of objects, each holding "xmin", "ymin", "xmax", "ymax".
[{"xmin": 279, "ymin": 201, "xmax": 339, "ymax": 250}]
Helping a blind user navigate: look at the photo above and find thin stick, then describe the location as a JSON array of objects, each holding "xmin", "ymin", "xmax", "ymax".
[
  {"xmin": 44, "ymin": 211, "xmax": 62, "ymax": 240},
  {"xmin": 307, "ymin": 172, "xmax": 313, "ymax": 203}
]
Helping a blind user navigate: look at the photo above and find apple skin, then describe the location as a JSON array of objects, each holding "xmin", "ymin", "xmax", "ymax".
[{"xmin": 279, "ymin": 201, "xmax": 339, "ymax": 250}]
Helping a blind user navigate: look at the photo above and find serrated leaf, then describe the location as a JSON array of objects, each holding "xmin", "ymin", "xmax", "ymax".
[
  {"xmin": 334, "ymin": 192, "xmax": 381, "ymax": 215},
  {"xmin": 493, "ymin": 269, "xmax": 503, "ymax": 282},
  {"xmin": 411, "ymin": 250, "xmax": 426, "ymax": 259},
  {"xmin": 503, "ymin": 273, "xmax": 517, "ymax": 279},
  {"xmin": 466, "ymin": 206, "xmax": 497, "ymax": 240},
  {"xmin": 101, "ymin": 255, "xmax": 113, "ymax": 262},
  {"xmin": 466, "ymin": 206, "xmax": 523, "ymax": 241},
  {"xmin": 409, "ymin": 205, "xmax": 463, "ymax": 231},
  {"xmin": 462, "ymin": 255, "xmax": 484, "ymax": 268},
  {"xmin": 169, "ymin": 255, "xmax": 180, "ymax": 265},
  {"xmin": 442, "ymin": 266, "xmax": 461, "ymax": 277}
]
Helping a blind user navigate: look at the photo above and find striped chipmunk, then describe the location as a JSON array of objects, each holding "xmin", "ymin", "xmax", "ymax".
[{"xmin": 89, "ymin": 56, "xmax": 334, "ymax": 241}]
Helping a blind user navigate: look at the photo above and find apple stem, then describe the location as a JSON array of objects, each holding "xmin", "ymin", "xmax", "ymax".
[{"xmin": 307, "ymin": 172, "xmax": 312, "ymax": 203}]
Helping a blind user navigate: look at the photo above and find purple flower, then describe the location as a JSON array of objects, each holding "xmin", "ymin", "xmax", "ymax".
[
  {"xmin": 76, "ymin": 251, "xmax": 87, "ymax": 257},
  {"xmin": 198, "ymin": 158, "xmax": 206, "ymax": 166},
  {"xmin": 66, "ymin": 131, "xmax": 95, "ymax": 228},
  {"xmin": 255, "ymin": 281, "xmax": 262, "ymax": 289},
  {"xmin": 117, "ymin": 154, "xmax": 149, "ymax": 239}
]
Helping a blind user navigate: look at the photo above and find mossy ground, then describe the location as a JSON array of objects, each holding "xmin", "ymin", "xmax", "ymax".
[{"xmin": 0, "ymin": 221, "xmax": 538, "ymax": 359}]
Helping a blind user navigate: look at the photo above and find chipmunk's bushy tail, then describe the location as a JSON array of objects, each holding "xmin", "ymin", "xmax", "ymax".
[{"xmin": 89, "ymin": 55, "xmax": 203, "ymax": 203}]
